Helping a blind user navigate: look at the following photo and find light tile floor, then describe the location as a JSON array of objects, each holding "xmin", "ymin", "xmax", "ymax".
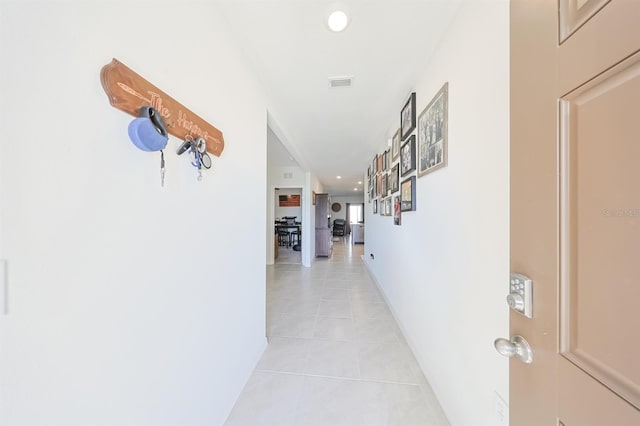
[
  {"xmin": 225, "ymin": 237, "xmax": 450, "ymax": 426},
  {"xmin": 276, "ymin": 243, "xmax": 302, "ymax": 265}
]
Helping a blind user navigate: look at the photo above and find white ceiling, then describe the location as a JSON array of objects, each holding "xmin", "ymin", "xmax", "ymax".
[{"xmin": 216, "ymin": 0, "xmax": 461, "ymax": 195}]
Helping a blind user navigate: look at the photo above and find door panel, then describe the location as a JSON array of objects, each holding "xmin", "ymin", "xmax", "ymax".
[
  {"xmin": 559, "ymin": 53, "xmax": 640, "ymax": 410},
  {"xmin": 558, "ymin": 0, "xmax": 640, "ymax": 95},
  {"xmin": 559, "ymin": 357, "xmax": 639, "ymax": 425},
  {"xmin": 559, "ymin": 0, "xmax": 610, "ymax": 43},
  {"xmin": 511, "ymin": 0, "xmax": 640, "ymax": 424}
]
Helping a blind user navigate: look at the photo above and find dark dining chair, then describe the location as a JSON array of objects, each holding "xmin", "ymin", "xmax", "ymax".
[
  {"xmin": 291, "ymin": 228, "xmax": 301, "ymax": 245},
  {"xmin": 278, "ymin": 228, "xmax": 291, "ymax": 246}
]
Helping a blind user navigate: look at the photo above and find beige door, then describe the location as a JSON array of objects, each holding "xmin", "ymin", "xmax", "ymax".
[{"xmin": 510, "ymin": 0, "xmax": 640, "ymax": 424}]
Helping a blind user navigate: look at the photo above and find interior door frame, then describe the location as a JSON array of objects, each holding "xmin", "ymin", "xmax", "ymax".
[{"xmin": 268, "ymin": 185, "xmax": 306, "ymax": 266}]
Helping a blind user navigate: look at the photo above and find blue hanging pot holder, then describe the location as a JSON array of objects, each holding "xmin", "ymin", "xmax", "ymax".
[{"xmin": 128, "ymin": 106, "xmax": 169, "ymax": 152}]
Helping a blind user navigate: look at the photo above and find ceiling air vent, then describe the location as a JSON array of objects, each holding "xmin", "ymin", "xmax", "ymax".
[{"xmin": 328, "ymin": 76, "xmax": 353, "ymax": 88}]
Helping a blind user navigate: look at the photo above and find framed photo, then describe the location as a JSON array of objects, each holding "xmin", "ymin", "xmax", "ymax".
[
  {"xmin": 393, "ymin": 195, "xmax": 401, "ymax": 226},
  {"xmin": 392, "ymin": 129, "xmax": 401, "ymax": 161},
  {"xmin": 376, "ymin": 174, "xmax": 383, "ymax": 197},
  {"xmin": 373, "ymin": 199, "xmax": 378, "ymax": 214},
  {"xmin": 401, "ymin": 176, "xmax": 416, "ymax": 212},
  {"xmin": 384, "ymin": 197, "xmax": 392, "ymax": 216},
  {"xmin": 400, "ymin": 135, "xmax": 416, "ymax": 177},
  {"xmin": 279, "ymin": 194, "xmax": 300, "ymax": 207},
  {"xmin": 377, "ymin": 153, "xmax": 383, "ymax": 172},
  {"xmin": 373, "ymin": 175, "xmax": 377, "ymax": 197},
  {"xmin": 401, "ymin": 92, "xmax": 416, "ymax": 141},
  {"xmin": 312, "ymin": 191, "xmax": 316, "ymax": 205},
  {"xmin": 381, "ymin": 173, "xmax": 388, "ymax": 196},
  {"xmin": 373, "ymin": 154, "xmax": 378, "ymax": 174},
  {"xmin": 389, "ymin": 163, "xmax": 400, "ymax": 193},
  {"xmin": 418, "ymin": 82, "xmax": 448, "ymax": 177}
]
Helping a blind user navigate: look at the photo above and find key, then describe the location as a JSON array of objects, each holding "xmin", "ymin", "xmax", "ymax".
[{"xmin": 160, "ymin": 150, "xmax": 165, "ymax": 187}]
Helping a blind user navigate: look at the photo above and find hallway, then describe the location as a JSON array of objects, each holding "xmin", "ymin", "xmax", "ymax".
[{"xmin": 225, "ymin": 238, "xmax": 449, "ymax": 426}]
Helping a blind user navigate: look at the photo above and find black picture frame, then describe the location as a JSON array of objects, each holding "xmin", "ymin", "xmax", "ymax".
[
  {"xmin": 373, "ymin": 199, "xmax": 378, "ymax": 214},
  {"xmin": 390, "ymin": 163, "xmax": 400, "ymax": 193},
  {"xmin": 400, "ymin": 135, "xmax": 416, "ymax": 177},
  {"xmin": 401, "ymin": 92, "xmax": 416, "ymax": 141},
  {"xmin": 374, "ymin": 174, "xmax": 379, "ymax": 198},
  {"xmin": 401, "ymin": 176, "xmax": 416, "ymax": 212},
  {"xmin": 381, "ymin": 173, "xmax": 388, "ymax": 196}
]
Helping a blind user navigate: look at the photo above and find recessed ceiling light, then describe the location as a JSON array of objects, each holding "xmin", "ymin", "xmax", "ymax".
[
  {"xmin": 357, "ymin": 181, "xmax": 362, "ymax": 185},
  {"xmin": 353, "ymin": 187, "xmax": 358, "ymax": 191},
  {"xmin": 336, "ymin": 176, "xmax": 342, "ymax": 179},
  {"xmin": 327, "ymin": 10, "xmax": 349, "ymax": 32}
]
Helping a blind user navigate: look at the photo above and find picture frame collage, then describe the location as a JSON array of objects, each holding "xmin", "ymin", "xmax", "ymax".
[
  {"xmin": 368, "ymin": 141, "xmax": 396, "ymax": 220},
  {"xmin": 367, "ymin": 83, "xmax": 449, "ymax": 226}
]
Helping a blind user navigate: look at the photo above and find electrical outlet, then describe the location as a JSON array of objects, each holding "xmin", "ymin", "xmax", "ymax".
[{"xmin": 495, "ymin": 392, "xmax": 508, "ymax": 426}]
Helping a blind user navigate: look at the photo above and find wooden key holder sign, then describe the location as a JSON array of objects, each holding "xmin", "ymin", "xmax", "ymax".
[{"xmin": 101, "ymin": 58, "xmax": 224, "ymax": 157}]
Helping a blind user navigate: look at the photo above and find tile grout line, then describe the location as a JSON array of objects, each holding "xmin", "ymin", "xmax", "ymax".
[{"xmin": 252, "ymin": 368, "xmax": 428, "ymax": 387}]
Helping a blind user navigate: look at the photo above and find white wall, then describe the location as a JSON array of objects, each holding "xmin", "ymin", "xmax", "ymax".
[
  {"xmin": 329, "ymin": 195, "xmax": 365, "ymax": 223},
  {"xmin": 0, "ymin": 2, "xmax": 267, "ymax": 425},
  {"xmin": 364, "ymin": 2, "xmax": 510, "ymax": 425},
  {"xmin": 308, "ymin": 174, "xmax": 324, "ymax": 262}
]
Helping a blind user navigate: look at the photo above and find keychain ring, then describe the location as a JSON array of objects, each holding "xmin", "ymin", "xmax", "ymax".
[
  {"xmin": 195, "ymin": 137, "xmax": 207, "ymax": 154},
  {"xmin": 201, "ymin": 152, "xmax": 212, "ymax": 169}
]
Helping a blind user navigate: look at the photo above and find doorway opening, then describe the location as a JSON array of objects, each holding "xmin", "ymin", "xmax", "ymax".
[
  {"xmin": 349, "ymin": 204, "xmax": 364, "ymax": 224},
  {"xmin": 274, "ymin": 187, "xmax": 302, "ymax": 265},
  {"xmin": 346, "ymin": 202, "xmax": 365, "ymax": 244}
]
